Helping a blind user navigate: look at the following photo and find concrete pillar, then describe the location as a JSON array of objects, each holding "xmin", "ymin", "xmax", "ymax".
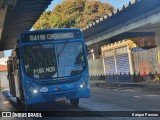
[
  {"xmin": 0, "ymin": 7, "xmax": 7, "ymax": 41},
  {"xmin": 155, "ymin": 31, "xmax": 160, "ymax": 47},
  {"xmin": 93, "ymin": 44, "xmax": 100, "ymax": 59}
]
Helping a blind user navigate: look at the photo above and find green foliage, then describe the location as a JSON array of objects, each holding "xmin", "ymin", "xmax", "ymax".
[
  {"xmin": 0, "ymin": 86, "xmax": 5, "ymax": 91},
  {"xmin": 33, "ymin": 0, "xmax": 114, "ymax": 30}
]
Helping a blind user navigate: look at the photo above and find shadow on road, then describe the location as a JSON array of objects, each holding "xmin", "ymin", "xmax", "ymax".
[{"xmin": 1, "ymin": 90, "xmax": 89, "ymax": 112}]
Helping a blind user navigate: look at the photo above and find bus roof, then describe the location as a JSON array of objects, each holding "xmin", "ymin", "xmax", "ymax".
[{"xmin": 20, "ymin": 28, "xmax": 81, "ymax": 36}]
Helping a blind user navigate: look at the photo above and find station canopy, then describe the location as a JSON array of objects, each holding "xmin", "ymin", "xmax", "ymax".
[{"xmin": 0, "ymin": 0, "xmax": 52, "ymax": 51}]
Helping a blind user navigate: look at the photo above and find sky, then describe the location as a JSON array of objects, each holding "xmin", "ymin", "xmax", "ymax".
[
  {"xmin": 46, "ymin": 0, "xmax": 130, "ymax": 11},
  {"xmin": 4, "ymin": 0, "xmax": 130, "ymax": 57}
]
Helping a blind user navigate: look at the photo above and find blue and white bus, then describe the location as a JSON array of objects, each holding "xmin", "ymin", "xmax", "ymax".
[{"xmin": 7, "ymin": 28, "xmax": 90, "ymax": 110}]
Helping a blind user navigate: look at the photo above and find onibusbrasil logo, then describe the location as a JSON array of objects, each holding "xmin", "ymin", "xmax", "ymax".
[{"xmin": 1, "ymin": 112, "xmax": 42, "ymax": 118}]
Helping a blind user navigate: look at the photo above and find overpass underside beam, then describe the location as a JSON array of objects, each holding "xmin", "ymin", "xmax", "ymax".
[
  {"xmin": 86, "ymin": 11, "xmax": 160, "ymax": 46},
  {"xmin": 0, "ymin": 0, "xmax": 17, "ymax": 8}
]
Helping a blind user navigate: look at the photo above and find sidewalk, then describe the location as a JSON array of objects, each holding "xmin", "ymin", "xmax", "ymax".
[
  {"xmin": 90, "ymin": 80, "xmax": 160, "ymax": 91},
  {"xmin": 0, "ymin": 91, "xmax": 15, "ymax": 111}
]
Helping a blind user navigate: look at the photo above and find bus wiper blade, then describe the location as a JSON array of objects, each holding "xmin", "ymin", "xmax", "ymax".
[
  {"xmin": 57, "ymin": 40, "xmax": 69, "ymax": 57},
  {"xmin": 28, "ymin": 49, "xmax": 40, "ymax": 67}
]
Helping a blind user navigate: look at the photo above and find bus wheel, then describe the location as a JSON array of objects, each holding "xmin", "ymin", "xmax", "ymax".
[
  {"xmin": 70, "ymin": 98, "xmax": 79, "ymax": 107},
  {"xmin": 23, "ymin": 104, "xmax": 31, "ymax": 111},
  {"xmin": 16, "ymin": 97, "xmax": 22, "ymax": 104},
  {"xmin": 24, "ymin": 105, "xmax": 28, "ymax": 111}
]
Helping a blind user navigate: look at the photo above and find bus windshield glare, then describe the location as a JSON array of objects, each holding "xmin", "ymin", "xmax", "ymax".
[{"xmin": 23, "ymin": 41, "xmax": 86, "ymax": 79}]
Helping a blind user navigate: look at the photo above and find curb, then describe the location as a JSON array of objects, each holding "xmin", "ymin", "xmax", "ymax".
[{"xmin": 91, "ymin": 82, "xmax": 160, "ymax": 91}]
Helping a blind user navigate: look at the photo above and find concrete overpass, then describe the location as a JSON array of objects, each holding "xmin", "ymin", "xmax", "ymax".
[
  {"xmin": 0, "ymin": 0, "xmax": 52, "ymax": 51},
  {"xmin": 82, "ymin": 0, "xmax": 160, "ymax": 56},
  {"xmin": 1, "ymin": 0, "xmax": 160, "ymax": 52}
]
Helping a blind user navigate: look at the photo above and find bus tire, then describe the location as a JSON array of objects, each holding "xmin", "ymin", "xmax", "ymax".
[
  {"xmin": 16, "ymin": 97, "xmax": 22, "ymax": 104},
  {"xmin": 70, "ymin": 98, "xmax": 79, "ymax": 107},
  {"xmin": 23, "ymin": 104, "xmax": 32, "ymax": 111},
  {"xmin": 24, "ymin": 104, "xmax": 28, "ymax": 111}
]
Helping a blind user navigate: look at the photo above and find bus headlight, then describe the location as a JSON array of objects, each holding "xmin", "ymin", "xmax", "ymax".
[
  {"xmin": 80, "ymin": 76, "xmax": 89, "ymax": 88},
  {"xmin": 33, "ymin": 89, "xmax": 38, "ymax": 94},
  {"xmin": 80, "ymin": 84, "xmax": 84, "ymax": 88},
  {"xmin": 29, "ymin": 87, "xmax": 38, "ymax": 94}
]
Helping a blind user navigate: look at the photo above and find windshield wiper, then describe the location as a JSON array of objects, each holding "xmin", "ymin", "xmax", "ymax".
[
  {"xmin": 28, "ymin": 48, "xmax": 41, "ymax": 67},
  {"xmin": 57, "ymin": 40, "xmax": 69, "ymax": 57}
]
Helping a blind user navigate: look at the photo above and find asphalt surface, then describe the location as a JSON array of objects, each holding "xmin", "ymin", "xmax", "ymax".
[
  {"xmin": 80, "ymin": 86, "xmax": 160, "ymax": 111},
  {"xmin": 0, "ymin": 86, "xmax": 160, "ymax": 120}
]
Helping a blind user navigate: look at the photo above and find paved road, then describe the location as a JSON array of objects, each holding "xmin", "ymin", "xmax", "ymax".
[
  {"xmin": 80, "ymin": 86, "xmax": 160, "ymax": 111},
  {"xmin": 1, "ymin": 86, "xmax": 160, "ymax": 120}
]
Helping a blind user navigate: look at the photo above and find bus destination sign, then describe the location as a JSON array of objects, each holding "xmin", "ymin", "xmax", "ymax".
[
  {"xmin": 21, "ymin": 30, "xmax": 81, "ymax": 42},
  {"xmin": 30, "ymin": 32, "xmax": 74, "ymax": 41}
]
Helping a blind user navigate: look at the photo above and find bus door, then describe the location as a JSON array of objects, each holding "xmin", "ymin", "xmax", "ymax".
[
  {"xmin": 12, "ymin": 57, "xmax": 21, "ymax": 98},
  {"xmin": 7, "ymin": 59, "xmax": 16, "ymax": 97}
]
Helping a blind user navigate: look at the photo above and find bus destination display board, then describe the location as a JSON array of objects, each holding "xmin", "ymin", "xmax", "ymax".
[{"xmin": 21, "ymin": 30, "xmax": 81, "ymax": 42}]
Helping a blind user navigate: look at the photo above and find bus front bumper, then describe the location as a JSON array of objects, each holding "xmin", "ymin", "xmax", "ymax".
[{"xmin": 25, "ymin": 87, "xmax": 90, "ymax": 105}]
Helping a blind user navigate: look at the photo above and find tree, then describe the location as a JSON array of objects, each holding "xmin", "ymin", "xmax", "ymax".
[
  {"xmin": 33, "ymin": 0, "xmax": 114, "ymax": 30},
  {"xmin": 34, "ymin": 11, "xmax": 51, "ymax": 30}
]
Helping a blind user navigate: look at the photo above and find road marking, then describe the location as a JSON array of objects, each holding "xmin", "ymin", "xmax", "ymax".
[
  {"xmin": 134, "ymin": 96, "xmax": 141, "ymax": 98},
  {"xmin": 145, "ymin": 95, "xmax": 160, "ymax": 97}
]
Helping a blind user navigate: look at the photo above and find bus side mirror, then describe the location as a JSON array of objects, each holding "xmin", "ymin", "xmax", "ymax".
[
  {"xmin": 87, "ymin": 49, "xmax": 94, "ymax": 55},
  {"xmin": 85, "ymin": 44, "xmax": 88, "ymax": 51},
  {"xmin": 85, "ymin": 44, "xmax": 90, "ymax": 55},
  {"xmin": 16, "ymin": 48, "xmax": 20, "ymax": 59}
]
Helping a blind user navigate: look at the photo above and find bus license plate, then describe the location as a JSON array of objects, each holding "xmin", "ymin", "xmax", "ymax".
[{"xmin": 55, "ymin": 96, "xmax": 66, "ymax": 101}]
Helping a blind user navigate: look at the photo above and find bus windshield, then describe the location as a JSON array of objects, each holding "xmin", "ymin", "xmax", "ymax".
[{"xmin": 23, "ymin": 42, "xmax": 86, "ymax": 79}]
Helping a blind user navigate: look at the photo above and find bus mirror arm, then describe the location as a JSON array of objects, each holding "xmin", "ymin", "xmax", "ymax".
[
  {"xmin": 85, "ymin": 44, "xmax": 94, "ymax": 55},
  {"xmin": 85, "ymin": 44, "xmax": 89, "ymax": 55}
]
